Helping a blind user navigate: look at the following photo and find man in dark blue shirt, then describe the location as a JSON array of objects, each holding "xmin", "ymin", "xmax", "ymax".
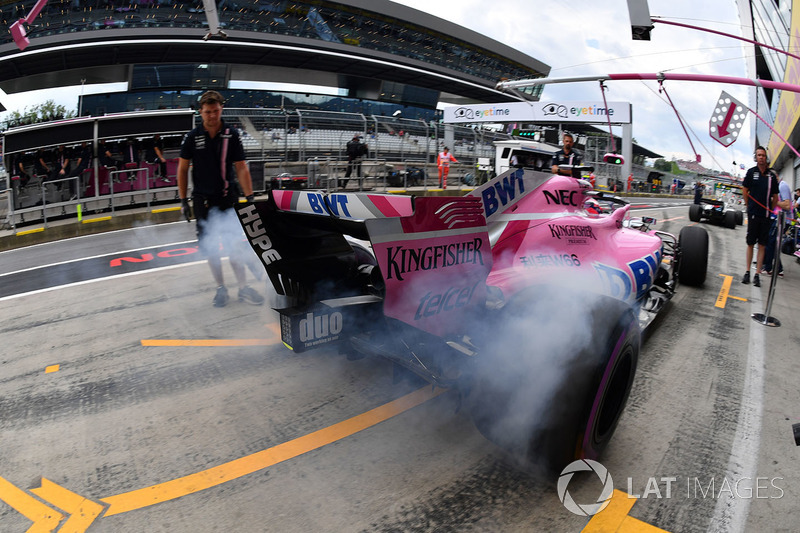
[
  {"xmin": 550, "ymin": 132, "xmax": 583, "ymax": 178},
  {"xmin": 178, "ymin": 90, "xmax": 264, "ymax": 307},
  {"xmin": 741, "ymin": 146, "xmax": 779, "ymax": 287}
]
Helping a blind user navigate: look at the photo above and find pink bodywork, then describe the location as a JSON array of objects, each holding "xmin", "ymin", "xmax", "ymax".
[{"xmin": 469, "ymin": 169, "xmax": 664, "ymax": 305}]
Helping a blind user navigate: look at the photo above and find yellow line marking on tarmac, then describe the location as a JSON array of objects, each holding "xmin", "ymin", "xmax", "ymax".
[
  {"xmin": 45, "ymin": 364, "xmax": 60, "ymax": 373},
  {"xmin": 100, "ymin": 385, "xmax": 446, "ymax": 516},
  {"xmin": 265, "ymin": 322, "xmax": 282, "ymax": 338},
  {"xmin": 31, "ymin": 478, "xmax": 105, "ymax": 532},
  {"xmin": 151, "ymin": 207, "xmax": 181, "ymax": 214},
  {"xmin": 0, "ymin": 475, "xmax": 64, "ymax": 531},
  {"xmin": 82, "ymin": 216, "xmax": 112, "ymax": 224},
  {"xmin": 16, "ymin": 228, "xmax": 45, "ymax": 236},
  {"xmin": 141, "ymin": 339, "xmax": 279, "ymax": 347},
  {"xmin": 582, "ymin": 489, "xmax": 669, "ymax": 532},
  {"xmin": 716, "ymin": 274, "xmax": 747, "ymax": 309}
]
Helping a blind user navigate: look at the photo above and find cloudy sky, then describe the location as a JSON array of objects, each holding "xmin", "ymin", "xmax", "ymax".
[
  {"xmin": 391, "ymin": 0, "xmax": 754, "ymax": 174},
  {"xmin": 0, "ymin": 0, "xmax": 757, "ymax": 173}
]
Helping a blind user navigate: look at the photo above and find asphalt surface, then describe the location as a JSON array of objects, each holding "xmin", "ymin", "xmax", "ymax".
[{"xmin": 1, "ymin": 199, "xmax": 800, "ymax": 532}]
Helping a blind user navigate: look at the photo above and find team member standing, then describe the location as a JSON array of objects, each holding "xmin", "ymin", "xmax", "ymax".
[
  {"xmin": 550, "ymin": 132, "xmax": 582, "ymax": 177},
  {"xmin": 741, "ymin": 146, "xmax": 779, "ymax": 287},
  {"xmin": 437, "ymin": 146, "xmax": 458, "ymax": 188},
  {"xmin": 762, "ymin": 172, "xmax": 793, "ymax": 277},
  {"xmin": 178, "ymin": 90, "xmax": 264, "ymax": 308}
]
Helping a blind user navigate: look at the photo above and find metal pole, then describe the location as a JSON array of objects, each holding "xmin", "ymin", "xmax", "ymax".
[{"xmin": 752, "ymin": 210, "xmax": 784, "ymax": 327}]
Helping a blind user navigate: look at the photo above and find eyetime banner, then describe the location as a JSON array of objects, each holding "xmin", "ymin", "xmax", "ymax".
[{"xmin": 443, "ymin": 101, "xmax": 631, "ymax": 124}]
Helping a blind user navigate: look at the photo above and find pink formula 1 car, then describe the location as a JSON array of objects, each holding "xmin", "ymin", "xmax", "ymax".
[{"xmin": 237, "ymin": 167, "xmax": 708, "ymax": 473}]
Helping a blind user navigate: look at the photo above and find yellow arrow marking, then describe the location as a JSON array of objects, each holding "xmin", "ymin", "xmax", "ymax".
[
  {"xmin": 100, "ymin": 385, "xmax": 446, "ymax": 516},
  {"xmin": 716, "ymin": 274, "xmax": 747, "ymax": 309},
  {"xmin": 30, "ymin": 479, "xmax": 104, "ymax": 533},
  {"xmin": 582, "ymin": 489, "xmax": 670, "ymax": 532},
  {"xmin": 0, "ymin": 475, "xmax": 64, "ymax": 532},
  {"xmin": 141, "ymin": 339, "xmax": 278, "ymax": 347}
]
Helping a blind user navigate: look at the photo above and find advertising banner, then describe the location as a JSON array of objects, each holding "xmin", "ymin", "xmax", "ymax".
[{"xmin": 443, "ymin": 101, "xmax": 631, "ymax": 124}]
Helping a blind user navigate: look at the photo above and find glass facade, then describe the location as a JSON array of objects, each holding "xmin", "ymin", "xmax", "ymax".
[{"xmin": 81, "ymin": 88, "xmax": 440, "ymax": 121}]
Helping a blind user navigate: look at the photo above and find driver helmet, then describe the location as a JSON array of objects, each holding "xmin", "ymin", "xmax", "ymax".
[{"xmin": 585, "ymin": 198, "xmax": 602, "ymax": 216}]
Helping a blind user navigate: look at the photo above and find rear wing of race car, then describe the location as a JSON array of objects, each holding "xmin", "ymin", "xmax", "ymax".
[
  {"xmin": 236, "ymin": 190, "xmax": 492, "ymax": 348},
  {"xmin": 236, "ymin": 190, "xmax": 413, "ymax": 301}
]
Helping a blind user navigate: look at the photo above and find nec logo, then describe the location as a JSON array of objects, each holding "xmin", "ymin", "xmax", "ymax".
[
  {"xmin": 482, "ymin": 169, "xmax": 525, "ymax": 217},
  {"xmin": 543, "ymin": 189, "xmax": 579, "ymax": 207}
]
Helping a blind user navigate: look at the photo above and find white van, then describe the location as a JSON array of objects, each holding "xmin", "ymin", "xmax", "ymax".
[{"xmin": 494, "ymin": 139, "xmax": 559, "ymax": 175}]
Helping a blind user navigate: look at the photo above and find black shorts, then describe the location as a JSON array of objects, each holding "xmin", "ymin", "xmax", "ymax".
[
  {"xmin": 192, "ymin": 192, "xmax": 241, "ymax": 257},
  {"xmin": 746, "ymin": 214, "xmax": 772, "ymax": 246}
]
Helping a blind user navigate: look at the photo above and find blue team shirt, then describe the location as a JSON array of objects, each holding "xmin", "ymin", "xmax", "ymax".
[
  {"xmin": 179, "ymin": 120, "xmax": 245, "ymax": 196},
  {"xmin": 742, "ymin": 165, "xmax": 779, "ymax": 218}
]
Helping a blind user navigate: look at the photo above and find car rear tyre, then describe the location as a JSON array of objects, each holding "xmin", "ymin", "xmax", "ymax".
[
  {"xmin": 689, "ymin": 204, "xmax": 702, "ymax": 222},
  {"xmin": 724, "ymin": 210, "xmax": 736, "ymax": 229},
  {"xmin": 678, "ymin": 226, "xmax": 709, "ymax": 286},
  {"xmin": 467, "ymin": 290, "xmax": 639, "ymax": 475},
  {"xmin": 735, "ymin": 210, "xmax": 744, "ymax": 225}
]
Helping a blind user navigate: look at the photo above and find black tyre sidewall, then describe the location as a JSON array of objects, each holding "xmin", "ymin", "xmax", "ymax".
[{"xmin": 678, "ymin": 226, "xmax": 709, "ymax": 286}]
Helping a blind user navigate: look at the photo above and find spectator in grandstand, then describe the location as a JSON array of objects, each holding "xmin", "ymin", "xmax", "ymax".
[
  {"xmin": 177, "ymin": 90, "xmax": 263, "ymax": 308},
  {"xmin": 437, "ymin": 146, "xmax": 458, "ymax": 188},
  {"xmin": 741, "ymin": 146, "xmax": 779, "ymax": 287},
  {"xmin": 144, "ymin": 134, "xmax": 169, "ymax": 182},
  {"xmin": 69, "ymin": 141, "xmax": 92, "ymax": 199},
  {"xmin": 48, "ymin": 145, "xmax": 71, "ymax": 192},
  {"xmin": 35, "ymin": 147, "xmax": 51, "ymax": 179},
  {"xmin": 550, "ymin": 132, "xmax": 582, "ymax": 178},
  {"xmin": 11, "ymin": 152, "xmax": 31, "ymax": 189},
  {"xmin": 343, "ymin": 134, "xmax": 368, "ymax": 188},
  {"xmin": 98, "ymin": 140, "xmax": 118, "ymax": 169}
]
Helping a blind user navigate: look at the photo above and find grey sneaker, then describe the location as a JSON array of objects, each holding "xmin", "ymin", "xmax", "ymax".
[
  {"xmin": 753, "ymin": 273, "xmax": 761, "ymax": 287},
  {"xmin": 213, "ymin": 286, "xmax": 229, "ymax": 307},
  {"xmin": 741, "ymin": 271, "xmax": 750, "ymax": 284},
  {"xmin": 238, "ymin": 285, "xmax": 264, "ymax": 305}
]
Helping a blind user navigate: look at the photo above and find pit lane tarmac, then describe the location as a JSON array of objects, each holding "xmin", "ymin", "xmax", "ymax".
[{"xmin": 2, "ymin": 207, "xmax": 800, "ymax": 532}]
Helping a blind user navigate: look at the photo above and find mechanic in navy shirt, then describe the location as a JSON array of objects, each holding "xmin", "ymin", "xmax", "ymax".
[
  {"xmin": 550, "ymin": 132, "xmax": 583, "ymax": 178},
  {"xmin": 178, "ymin": 90, "xmax": 264, "ymax": 308},
  {"xmin": 740, "ymin": 146, "xmax": 779, "ymax": 287}
]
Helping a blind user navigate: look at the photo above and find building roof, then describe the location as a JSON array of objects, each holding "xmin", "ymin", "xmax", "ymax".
[{"xmin": 0, "ymin": 1, "xmax": 550, "ymax": 108}]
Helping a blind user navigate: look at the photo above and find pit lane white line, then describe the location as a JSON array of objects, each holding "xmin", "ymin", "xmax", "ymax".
[
  {"xmin": 0, "ymin": 260, "xmax": 207, "ymax": 303},
  {"xmin": 0, "ymin": 221, "xmax": 190, "ymax": 257},
  {"xmin": 707, "ymin": 286, "xmax": 766, "ymax": 533},
  {"xmin": 0, "ymin": 240, "xmax": 197, "ymax": 278}
]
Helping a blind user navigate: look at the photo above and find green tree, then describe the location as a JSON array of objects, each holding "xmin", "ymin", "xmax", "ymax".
[
  {"xmin": 653, "ymin": 158, "xmax": 672, "ymax": 172},
  {"xmin": 6, "ymin": 99, "xmax": 75, "ymax": 127}
]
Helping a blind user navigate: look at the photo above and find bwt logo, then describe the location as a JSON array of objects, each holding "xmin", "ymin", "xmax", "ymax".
[
  {"xmin": 558, "ymin": 459, "xmax": 614, "ymax": 516},
  {"xmin": 482, "ymin": 169, "xmax": 525, "ymax": 217}
]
